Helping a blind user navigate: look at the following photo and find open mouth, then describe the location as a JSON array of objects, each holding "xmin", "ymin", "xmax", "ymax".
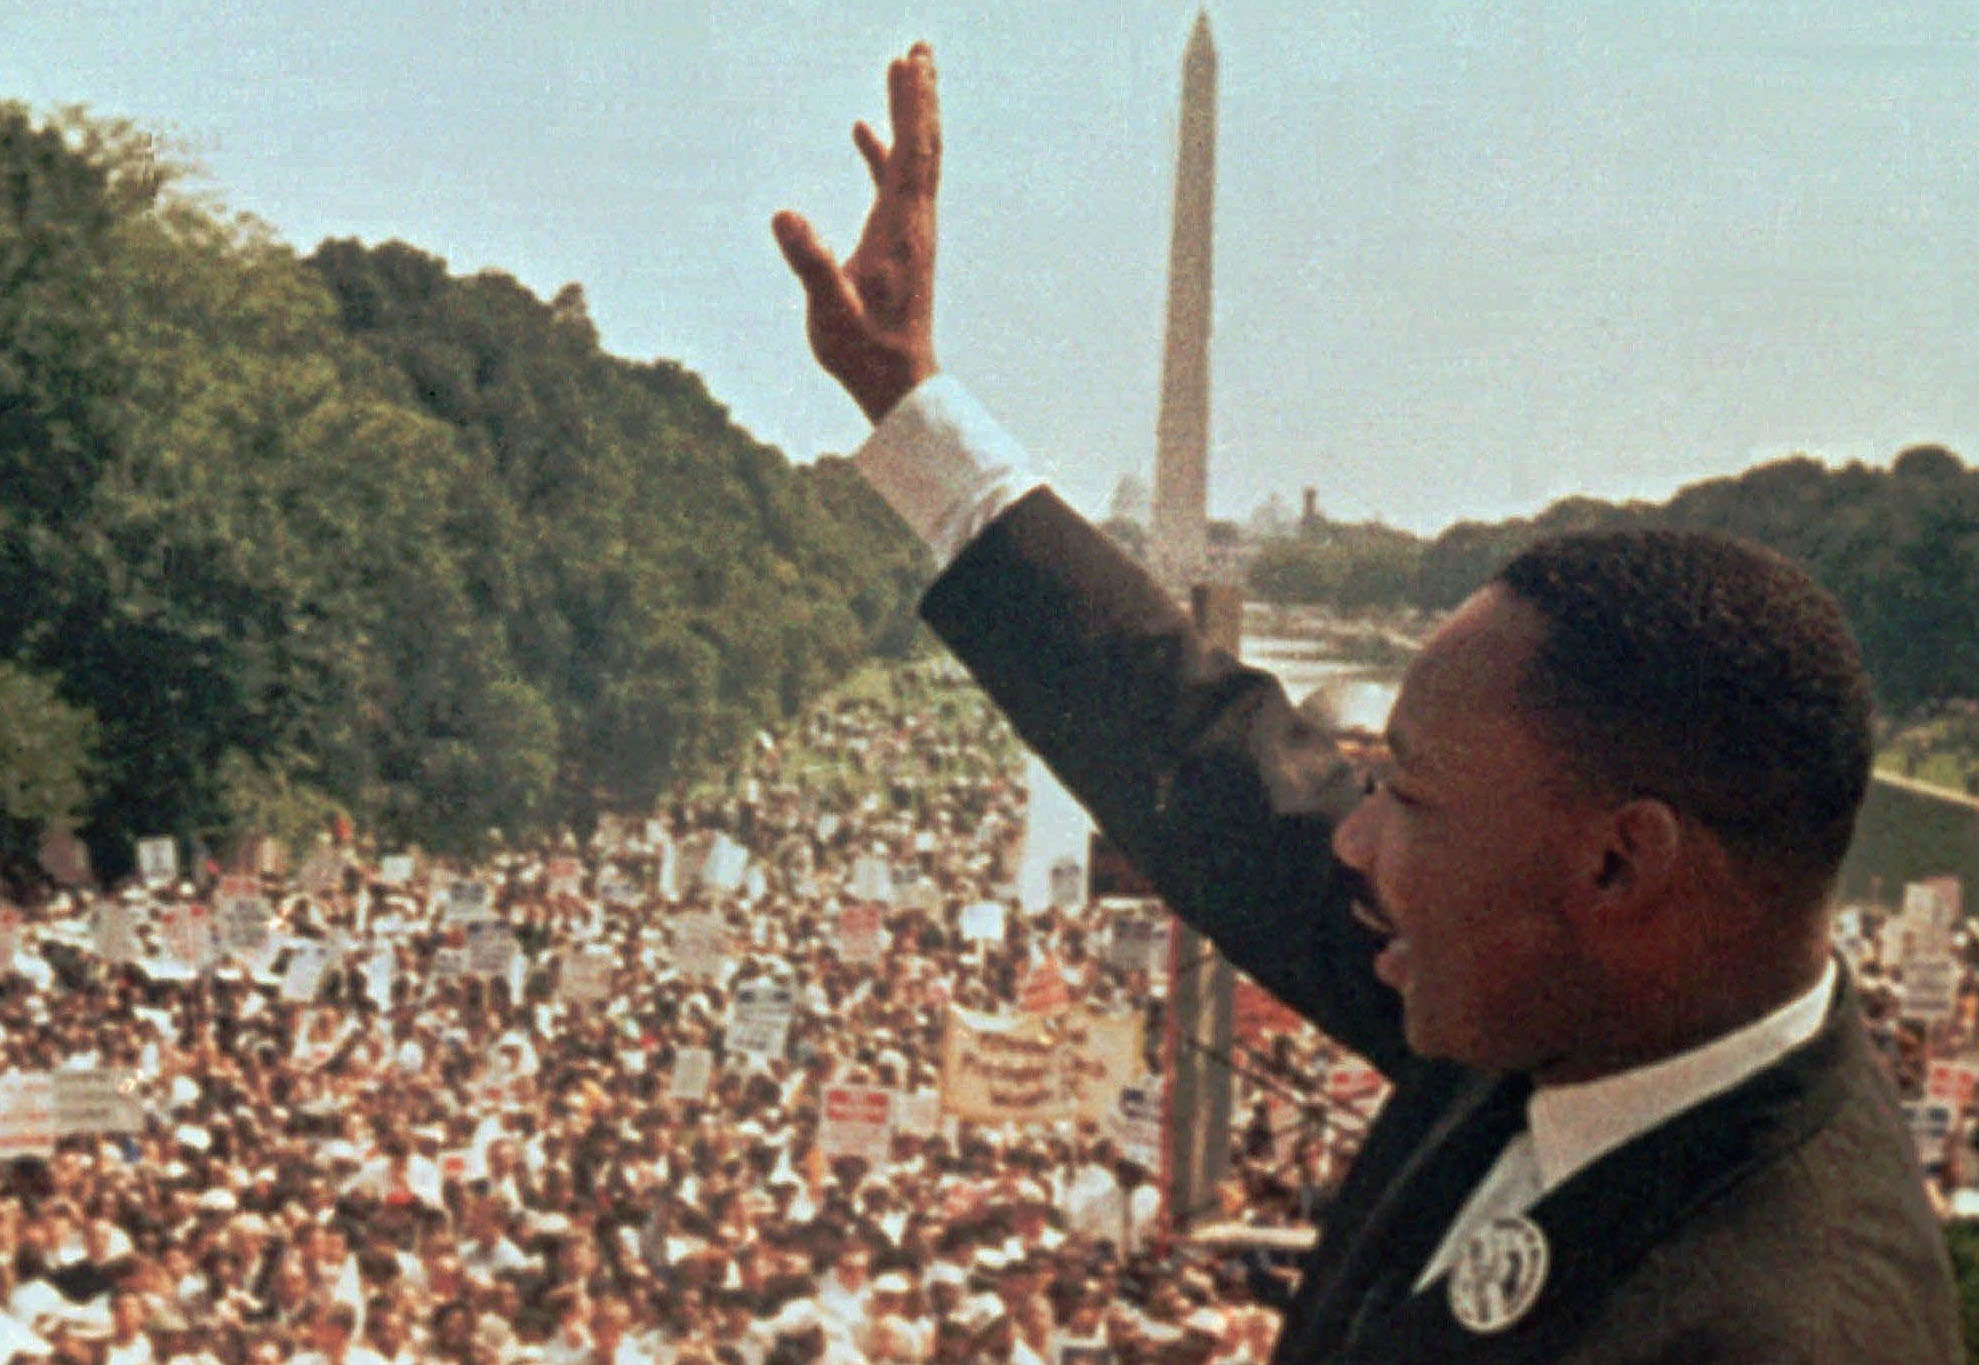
[{"xmin": 1350, "ymin": 898, "xmax": 1395, "ymax": 937}]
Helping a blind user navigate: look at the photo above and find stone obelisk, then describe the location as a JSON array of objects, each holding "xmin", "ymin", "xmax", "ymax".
[{"xmin": 1151, "ymin": 10, "xmax": 1217, "ymax": 593}]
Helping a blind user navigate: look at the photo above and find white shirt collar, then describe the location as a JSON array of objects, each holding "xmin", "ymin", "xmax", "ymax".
[{"xmin": 1527, "ymin": 958, "xmax": 1838, "ymax": 1191}]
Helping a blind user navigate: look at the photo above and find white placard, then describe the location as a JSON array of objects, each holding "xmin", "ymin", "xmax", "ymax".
[
  {"xmin": 0, "ymin": 1074, "xmax": 55, "ymax": 1158},
  {"xmin": 215, "ymin": 876, "xmax": 271, "ymax": 956},
  {"xmin": 672, "ymin": 912, "xmax": 726, "ymax": 979},
  {"xmin": 1108, "ymin": 1080, "xmax": 1164, "ymax": 1170},
  {"xmin": 136, "ymin": 837, "xmax": 178, "ymax": 886},
  {"xmin": 378, "ymin": 854, "xmax": 415, "ymax": 887},
  {"xmin": 94, "ymin": 901, "xmax": 135, "ymax": 965},
  {"xmin": 563, "ymin": 945, "xmax": 616, "ymax": 1003},
  {"xmin": 670, "ymin": 1047, "xmax": 715, "ymax": 1101},
  {"xmin": 836, "ymin": 904, "xmax": 885, "ymax": 966},
  {"xmin": 1902, "ymin": 955, "xmax": 1961, "ymax": 1024},
  {"xmin": 892, "ymin": 1088, "xmax": 943, "ymax": 1138},
  {"xmin": 818, "ymin": 1085, "xmax": 894, "ymax": 1167},
  {"xmin": 466, "ymin": 922, "xmax": 519, "ymax": 977},
  {"xmin": 850, "ymin": 855, "xmax": 893, "ymax": 905},
  {"xmin": 365, "ymin": 947, "xmax": 395, "ymax": 1012},
  {"xmin": 1905, "ymin": 1099, "xmax": 1958, "ymax": 1166},
  {"xmin": 163, "ymin": 903, "xmax": 217, "ymax": 970},
  {"xmin": 281, "ymin": 942, "xmax": 331, "ymax": 1002},
  {"xmin": 432, "ymin": 946, "xmax": 468, "ymax": 979},
  {"xmin": 959, "ymin": 900, "xmax": 1007, "ymax": 944},
  {"xmin": 444, "ymin": 880, "xmax": 491, "ymax": 924},
  {"xmin": 299, "ymin": 848, "xmax": 343, "ymax": 899},
  {"xmin": 729, "ymin": 981, "xmax": 796, "ymax": 1060},
  {"xmin": 701, "ymin": 834, "xmax": 749, "ymax": 893},
  {"xmin": 54, "ymin": 1070, "xmax": 142, "ymax": 1136},
  {"xmin": 1108, "ymin": 913, "xmax": 1161, "ymax": 973}
]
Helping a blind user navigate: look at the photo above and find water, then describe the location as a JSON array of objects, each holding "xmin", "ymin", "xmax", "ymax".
[{"xmin": 1241, "ymin": 634, "xmax": 1399, "ymax": 734}]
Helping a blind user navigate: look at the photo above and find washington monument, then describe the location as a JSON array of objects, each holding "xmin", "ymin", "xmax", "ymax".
[{"xmin": 1150, "ymin": 10, "xmax": 1217, "ymax": 592}]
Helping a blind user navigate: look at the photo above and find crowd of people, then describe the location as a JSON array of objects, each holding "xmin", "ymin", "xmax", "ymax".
[
  {"xmin": 0, "ymin": 662, "xmax": 1348, "ymax": 1365},
  {"xmin": 0, "ymin": 657, "xmax": 1965, "ymax": 1365}
]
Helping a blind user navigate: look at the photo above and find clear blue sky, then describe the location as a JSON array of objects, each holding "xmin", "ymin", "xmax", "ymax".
[{"xmin": 6, "ymin": 1, "xmax": 1975, "ymax": 533}]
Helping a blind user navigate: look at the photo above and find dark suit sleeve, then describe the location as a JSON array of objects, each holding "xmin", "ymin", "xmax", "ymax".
[{"xmin": 920, "ymin": 487, "xmax": 1409, "ymax": 1076}]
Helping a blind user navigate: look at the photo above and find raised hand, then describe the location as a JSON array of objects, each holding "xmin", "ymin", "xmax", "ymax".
[{"xmin": 773, "ymin": 43, "xmax": 941, "ymax": 424}]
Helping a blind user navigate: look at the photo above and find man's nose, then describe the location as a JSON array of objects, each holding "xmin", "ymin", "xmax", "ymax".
[{"xmin": 1332, "ymin": 788, "xmax": 1376, "ymax": 874}]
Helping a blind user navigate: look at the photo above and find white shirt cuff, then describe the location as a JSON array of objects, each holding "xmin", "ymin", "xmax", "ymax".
[{"xmin": 853, "ymin": 375, "xmax": 1044, "ymax": 569}]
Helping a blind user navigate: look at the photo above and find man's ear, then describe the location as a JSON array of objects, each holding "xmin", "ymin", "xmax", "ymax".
[{"xmin": 1588, "ymin": 797, "xmax": 1682, "ymax": 912}]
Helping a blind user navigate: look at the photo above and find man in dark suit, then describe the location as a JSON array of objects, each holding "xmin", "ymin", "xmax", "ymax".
[{"xmin": 771, "ymin": 45, "xmax": 1961, "ymax": 1363}]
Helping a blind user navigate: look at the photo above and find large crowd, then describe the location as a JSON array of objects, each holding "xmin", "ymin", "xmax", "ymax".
[{"xmin": 0, "ymin": 660, "xmax": 1966, "ymax": 1365}]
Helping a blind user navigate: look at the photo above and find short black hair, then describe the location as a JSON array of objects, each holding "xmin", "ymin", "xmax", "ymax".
[{"xmin": 1495, "ymin": 529, "xmax": 1871, "ymax": 911}]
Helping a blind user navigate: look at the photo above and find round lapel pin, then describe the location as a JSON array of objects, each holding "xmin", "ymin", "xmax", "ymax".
[{"xmin": 1447, "ymin": 1214, "xmax": 1549, "ymax": 1334}]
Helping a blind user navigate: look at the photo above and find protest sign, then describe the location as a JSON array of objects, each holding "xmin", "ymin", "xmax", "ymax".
[
  {"xmin": 728, "ymin": 980, "xmax": 796, "ymax": 1060},
  {"xmin": 959, "ymin": 900, "xmax": 1007, "ymax": 944},
  {"xmin": 1906, "ymin": 877, "xmax": 1963, "ymax": 935},
  {"xmin": 819, "ymin": 1085, "xmax": 894, "ymax": 1166},
  {"xmin": 850, "ymin": 854, "xmax": 893, "ymax": 905},
  {"xmin": 0, "ymin": 1074, "xmax": 55, "ymax": 1158},
  {"xmin": 700, "ymin": 834, "xmax": 749, "ymax": 893},
  {"xmin": 1108, "ymin": 1080, "xmax": 1164, "ymax": 1170},
  {"xmin": 1105, "ymin": 905, "xmax": 1162, "ymax": 973},
  {"xmin": 562, "ymin": 945, "xmax": 616, "ymax": 1004},
  {"xmin": 365, "ymin": 947, "xmax": 395, "ymax": 1012},
  {"xmin": 893, "ymin": 1088, "xmax": 943, "ymax": 1138},
  {"xmin": 1904, "ymin": 1099, "xmax": 1957, "ymax": 1166},
  {"xmin": 378, "ymin": 854, "xmax": 415, "ymax": 887},
  {"xmin": 467, "ymin": 922, "xmax": 519, "ymax": 978},
  {"xmin": 281, "ymin": 942, "xmax": 331, "ymax": 1002},
  {"xmin": 431, "ymin": 947, "xmax": 468, "ymax": 980},
  {"xmin": 54, "ymin": 1070, "xmax": 142, "ymax": 1136},
  {"xmin": 940, "ymin": 1008, "xmax": 1142, "ymax": 1125},
  {"xmin": 94, "ymin": 900, "xmax": 135, "ymax": 965},
  {"xmin": 298, "ymin": 848, "xmax": 342, "ymax": 899},
  {"xmin": 1902, "ymin": 955, "xmax": 1961, "ymax": 1025},
  {"xmin": 443, "ymin": 879, "xmax": 491, "ymax": 924},
  {"xmin": 672, "ymin": 911, "xmax": 727, "ymax": 979},
  {"xmin": 214, "ymin": 876, "xmax": 271, "ymax": 956},
  {"xmin": 1326, "ymin": 1060, "xmax": 1389, "ymax": 1112},
  {"xmin": 836, "ymin": 904, "xmax": 885, "ymax": 966},
  {"xmin": 670, "ymin": 1047, "xmax": 714, "ymax": 1102},
  {"xmin": 1928, "ymin": 1059, "xmax": 1979, "ymax": 1111},
  {"xmin": 136, "ymin": 837, "xmax": 178, "ymax": 886},
  {"xmin": 162, "ymin": 902, "xmax": 217, "ymax": 970},
  {"xmin": 1048, "ymin": 858, "xmax": 1085, "ymax": 911}
]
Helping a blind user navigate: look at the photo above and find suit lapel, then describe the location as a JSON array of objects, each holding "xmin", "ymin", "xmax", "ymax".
[
  {"xmin": 1277, "ymin": 1068, "xmax": 1531, "ymax": 1362},
  {"xmin": 1330, "ymin": 988, "xmax": 1853, "ymax": 1364}
]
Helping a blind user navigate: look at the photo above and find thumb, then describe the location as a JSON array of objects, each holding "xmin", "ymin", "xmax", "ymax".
[{"xmin": 772, "ymin": 211, "xmax": 864, "ymax": 332}]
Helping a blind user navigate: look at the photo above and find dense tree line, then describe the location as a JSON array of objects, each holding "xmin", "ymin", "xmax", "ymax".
[
  {"xmin": 1249, "ymin": 449, "xmax": 1979, "ymax": 712},
  {"xmin": 0, "ymin": 105, "xmax": 928, "ymax": 875}
]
